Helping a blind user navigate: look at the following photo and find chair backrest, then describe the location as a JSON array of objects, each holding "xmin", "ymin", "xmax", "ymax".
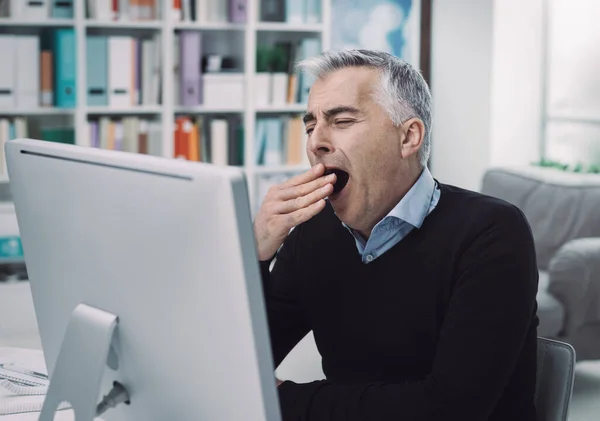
[
  {"xmin": 277, "ymin": 334, "xmax": 577, "ymax": 421},
  {"xmin": 535, "ymin": 337, "xmax": 576, "ymax": 421},
  {"xmin": 481, "ymin": 166, "xmax": 600, "ymax": 270}
]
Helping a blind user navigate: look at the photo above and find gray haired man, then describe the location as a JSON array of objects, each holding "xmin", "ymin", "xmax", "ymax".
[{"xmin": 254, "ymin": 50, "xmax": 539, "ymax": 421}]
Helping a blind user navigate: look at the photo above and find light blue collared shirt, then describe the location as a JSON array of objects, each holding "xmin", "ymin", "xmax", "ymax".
[{"xmin": 343, "ymin": 168, "xmax": 441, "ymax": 264}]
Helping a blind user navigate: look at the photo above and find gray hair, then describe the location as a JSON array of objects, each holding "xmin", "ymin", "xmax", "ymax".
[{"xmin": 296, "ymin": 49, "xmax": 432, "ymax": 168}]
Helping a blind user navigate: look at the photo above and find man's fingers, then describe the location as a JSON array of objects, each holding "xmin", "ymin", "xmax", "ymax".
[
  {"xmin": 276, "ymin": 183, "xmax": 333, "ymax": 214},
  {"xmin": 278, "ymin": 172, "xmax": 336, "ymax": 201},
  {"xmin": 280, "ymin": 163, "xmax": 325, "ymax": 188},
  {"xmin": 286, "ymin": 199, "xmax": 327, "ymax": 227}
]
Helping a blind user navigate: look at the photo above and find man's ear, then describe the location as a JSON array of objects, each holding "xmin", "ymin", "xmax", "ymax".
[{"xmin": 400, "ymin": 118, "xmax": 425, "ymax": 159}]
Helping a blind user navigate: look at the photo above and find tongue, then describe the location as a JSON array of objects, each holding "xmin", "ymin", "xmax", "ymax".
[{"xmin": 324, "ymin": 169, "xmax": 349, "ymax": 194}]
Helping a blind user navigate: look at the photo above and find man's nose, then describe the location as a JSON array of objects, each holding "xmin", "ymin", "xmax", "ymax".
[{"xmin": 307, "ymin": 125, "xmax": 334, "ymax": 157}]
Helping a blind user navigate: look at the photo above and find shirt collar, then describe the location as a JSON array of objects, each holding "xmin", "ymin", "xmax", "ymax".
[
  {"xmin": 339, "ymin": 167, "xmax": 437, "ymax": 236},
  {"xmin": 386, "ymin": 167, "xmax": 436, "ymax": 229}
]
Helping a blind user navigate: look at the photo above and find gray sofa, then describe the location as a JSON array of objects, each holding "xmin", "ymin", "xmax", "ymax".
[{"xmin": 481, "ymin": 166, "xmax": 600, "ymax": 361}]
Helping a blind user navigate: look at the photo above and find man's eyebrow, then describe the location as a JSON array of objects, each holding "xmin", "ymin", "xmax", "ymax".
[
  {"xmin": 302, "ymin": 106, "xmax": 361, "ymax": 125},
  {"xmin": 303, "ymin": 112, "xmax": 315, "ymax": 124},
  {"xmin": 323, "ymin": 106, "xmax": 361, "ymax": 118}
]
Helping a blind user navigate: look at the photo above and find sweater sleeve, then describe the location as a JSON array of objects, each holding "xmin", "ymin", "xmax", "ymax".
[
  {"xmin": 276, "ymin": 205, "xmax": 539, "ymax": 421},
  {"xmin": 261, "ymin": 226, "xmax": 312, "ymax": 368}
]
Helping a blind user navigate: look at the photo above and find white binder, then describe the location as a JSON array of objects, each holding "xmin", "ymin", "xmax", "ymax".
[
  {"xmin": 141, "ymin": 39, "xmax": 154, "ymax": 105},
  {"xmin": 108, "ymin": 36, "xmax": 133, "ymax": 108},
  {"xmin": 90, "ymin": 0, "xmax": 112, "ymax": 21},
  {"xmin": 20, "ymin": 0, "xmax": 49, "ymax": 19},
  {"xmin": 0, "ymin": 36, "xmax": 15, "ymax": 108},
  {"xmin": 15, "ymin": 36, "xmax": 40, "ymax": 108}
]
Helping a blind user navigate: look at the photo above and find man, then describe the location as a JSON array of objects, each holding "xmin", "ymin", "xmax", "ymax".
[{"xmin": 253, "ymin": 50, "xmax": 539, "ymax": 421}]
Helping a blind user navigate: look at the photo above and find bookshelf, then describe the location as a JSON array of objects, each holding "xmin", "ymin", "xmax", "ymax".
[{"xmin": 0, "ymin": 0, "xmax": 330, "ymax": 214}]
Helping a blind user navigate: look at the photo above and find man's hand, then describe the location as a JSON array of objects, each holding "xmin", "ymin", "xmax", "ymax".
[{"xmin": 254, "ymin": 163, "xmax": 336, "ymax": 261}]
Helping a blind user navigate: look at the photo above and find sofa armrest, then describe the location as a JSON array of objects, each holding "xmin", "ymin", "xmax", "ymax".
[{"xmin": 548, "ymin": 238, "xmax": 600, "ymax": 336}]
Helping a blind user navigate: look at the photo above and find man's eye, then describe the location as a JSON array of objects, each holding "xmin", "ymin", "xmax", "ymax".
[
  {"xmin": 305, "ymin": 127, "xmax": 314, "ymax": 135},
  {"xmin": 335, "ymin": 120, "xmax": 354, "ymax": 127}
]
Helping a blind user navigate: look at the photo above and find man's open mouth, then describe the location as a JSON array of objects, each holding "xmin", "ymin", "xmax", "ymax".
[{"xmin": 324, "ymin": 168, "xmax": 350, "ymax": 195}]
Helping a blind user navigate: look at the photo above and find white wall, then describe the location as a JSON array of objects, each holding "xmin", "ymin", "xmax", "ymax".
[
  {"xmin": 429, "ymin": 0, "xmax": 494, "ymax": 191},
  {"xmin": 489, "ymin": 0, "xmax": 544, "ymax": 168},
  {"xmin": 430, "ymin": 0, "xmax": 545, "ymax": 191}
]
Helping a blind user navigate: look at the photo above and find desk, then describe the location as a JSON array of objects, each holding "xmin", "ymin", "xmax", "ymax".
[{"xmin": 0, "ymin": 347, "xmax": 75, "ymax": 421}]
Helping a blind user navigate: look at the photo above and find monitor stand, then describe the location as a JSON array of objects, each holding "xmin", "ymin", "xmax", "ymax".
[{"xmin": 39, "ymin": 303, "xmax": 118, "ymax": 421}]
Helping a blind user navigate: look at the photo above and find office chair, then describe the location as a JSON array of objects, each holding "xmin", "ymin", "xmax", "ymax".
[
  {"xmin": 278, "ymin": 334, "xmax": 577, "ymax": 421},
  {"xmin": 535, "ymin": 337, "xmax": 576, "ymax": 421}
]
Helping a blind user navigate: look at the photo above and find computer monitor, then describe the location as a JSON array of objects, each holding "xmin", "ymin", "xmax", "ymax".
[{"xmin": 6, "ymin": 138, "xmax": 282, "ymax": 421}]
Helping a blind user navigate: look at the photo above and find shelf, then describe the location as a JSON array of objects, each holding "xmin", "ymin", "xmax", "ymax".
[
  {"xmin": 256, "ymin": 22, "xmax": 323, "ymax": 33},
  {"xmin": 85, "ymin": 20, "xmax": 163, "ymax": 29},
  {"xmin": 547, "ymin": 113, "xmax": 600, "ymax": 126},
  {"xmin": 253, "ymin": 165, "xmax": 309, "ymax": 175},
  {"xmin": 0, "ymin": 108, "xmax": 74, "ymax": 116},
  {"xmin": 86, "ymin": 106, "xmax": 163, "ymax": 115},
  {"xmin": 256, "ymin": 104, "xmax": 307, "ymax": 113},
  {"xmin": 173, "ymin": 22, "xmax": 246, "ymax": 31},
  {"xmin": 175, "ymin": 106, "xmax": 244, "ymax": 114},
  {"xmin": 0, "ymin": 19, "xmax": 74, "ymax": 27}
]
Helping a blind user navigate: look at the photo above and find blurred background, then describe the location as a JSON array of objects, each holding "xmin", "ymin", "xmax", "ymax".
[{"xmin": 0, "ymin": 0, "xmax": 598, "ymax": 419}]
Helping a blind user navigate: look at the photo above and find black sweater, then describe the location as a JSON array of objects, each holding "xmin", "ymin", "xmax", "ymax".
[{"xmin": 260, "ymin": 183, "xmax": 539, "ymax": 421}]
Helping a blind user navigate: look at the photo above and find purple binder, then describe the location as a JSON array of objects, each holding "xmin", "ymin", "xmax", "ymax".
[
  {"xmin": 229, "ymin": 0, "xmax": 247, "ymax": 23},
  {"xmin": 179, "ymin": 31, "xmax": 202, "ymax": 107}
]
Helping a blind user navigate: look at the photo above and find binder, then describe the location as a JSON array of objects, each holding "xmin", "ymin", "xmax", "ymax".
[
  {"xmin": 207, "ymin": 0, "xmax": 226, "ymax": 22},
  {"xmin": 54, "ymin": 28, "xmax": 77, "ymax": 108},
  {"xmin": 179, "ymin": 31, "xmax": 202, "ymax": 107},
  {"xmin": 141, "ymin": 38, "xmax": 154, "ymax": 105},
  {"xmin": 254, "ymin": 119, "xmax": 266, "ymax": 165},
  {"xmin": 51, "ymin": 0, "xmax": 73, "ymax": 18},
  {"xmin": 0, "ymin": 0, "xmax": 9, "ymax": 17},
  {"xmin": 40, "ymin": 50, "xmax": 53, "ymax": 106},
  {"xmin": 298, "ymin": 38, "xmax": 321, "ymax": 104},
  {"xmin": 92, "ymin": 0, "xmax": 113, "ymax": 20},
  {"xmin": 228, "ymin": 0, "xmax": 246, "ymax": 23},
  {"xmin": 0, "ymin": 36, "xmax": 15, "ymax": 108},
  {"xmin": 173, "ymin": 32, "xmax": 180, "ymax": 105},
  {"xmin": 260, "ymin": 0, "xmax": 285, "ymax": 22},
  {"xmin": 15, "ymin": 36, "xmax": 40, "ymax": 108},
  {"xmin": 108, "ymin": 36, "xmax": 133, "ymax": 107},
  {"xmin": 86, "ymin": 35, "xmax": 108, "ymax": 106},
  {"xmin": 210, "ymin": 119, "xmax": 229, "ymax": 165},
  {"xmin": 20, "ymin": 0, "xmax": 48, "ymax": 19},
  {"xmin": 305, "ymin": 0, "xmax": 320, "ymax": 23},
  {"xmin": 264, "ymin": 118, "xmax": 283, "ymax": 165},
  {"xmin": 285, "ymin": 0, "xmax": 303, "ymax": 24}
]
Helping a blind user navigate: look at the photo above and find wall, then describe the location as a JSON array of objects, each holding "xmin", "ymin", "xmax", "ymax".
[
  {"xmin": 489, "ymin": 0, "xmax": 544, "ymax": 169},
  {"xmin": 429, "ymin": 0, "xmax": 544, "ymax": 191},
  {"xmin": 429, "ymin": 0, "xmax": 494, "ymax": 191}
]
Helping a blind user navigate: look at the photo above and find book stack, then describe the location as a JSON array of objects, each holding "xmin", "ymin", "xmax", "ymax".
[
  {"xmin": 260, "ymin": 0, "xmax": 321, "ymax": 23},
  {"xmin": 255, "ymin": 38, "xmax": 321, "ymax": 106},
  {"xmin": 86, "ymin": 117, "xmax": 162, "ymax": 155},
  {"xmin": 87, "ymin": 0, "xmax": 159, "ymax": 21},
  {"xmin": 0, "ymin": 118, "xmax": 75, "ymax": 177},
  {"xmin": 255, "ymin": 116, "xmax": 307, "ymax": 166},
  {"xmin": 0, "ymin": 29, "xmax": 77, "ymax": 109},
  {"xmin": 173, "ymin": 0, "xmax": 247, "ymax": 23},
  {"xmin": 174, "ymin": 116, "xmax": 244, "ymax": 165},
  {"xmin": 86, "ymin": 34, "xmax": 162, "ymax": 107},
  {"xmin": 0, "ymin": 0, "xmax": 74, "ymax": 18}
]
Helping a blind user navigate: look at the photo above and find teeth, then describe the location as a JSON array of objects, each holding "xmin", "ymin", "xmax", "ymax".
[{"xmin": 325, "ymin": 168, "xmax": 349, "ymax": 194}]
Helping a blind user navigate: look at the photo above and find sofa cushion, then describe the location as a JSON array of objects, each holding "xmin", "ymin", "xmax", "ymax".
[
  {"xmin": 481, "ymin": 166, "xmax": 600, "ymax": 270},
  {"xmin": 537, "ymin": 271, "xmax": 565, "ymax": 338}
]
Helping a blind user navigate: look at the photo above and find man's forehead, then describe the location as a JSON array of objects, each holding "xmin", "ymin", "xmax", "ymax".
[{"xmin": 308, "ymin": 67, "xmax": 378, "ymax": 110}]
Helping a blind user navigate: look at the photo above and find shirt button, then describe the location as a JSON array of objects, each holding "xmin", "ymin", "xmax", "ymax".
[{"xmin": 366, "ymin": 254, "xmax": 374, "ymax": 263}]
